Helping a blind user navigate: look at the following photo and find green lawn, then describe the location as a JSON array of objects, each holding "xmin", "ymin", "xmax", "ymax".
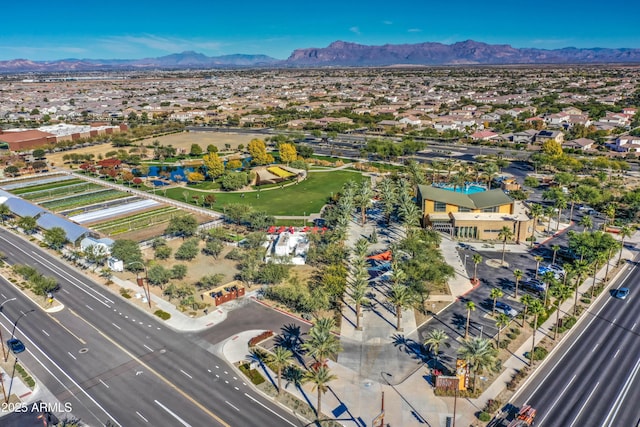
[{"xmin": 164, "ymin": 170, "xmax": 365, "ymax": 216}]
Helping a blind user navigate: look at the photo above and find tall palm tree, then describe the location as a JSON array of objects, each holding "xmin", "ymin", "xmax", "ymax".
[
  {"xmin": 303, "ymin": 319, "xmax": 342, "ymax": 366},
  {"xmin": 618, "ymin": 225, "xmax": 633, "ymax": 265},
  {"xmin": 544, "ymin": 206, "xmax": 555, "ymax": 233},
  {"xmin": 399, "ymin": 200, "xmax": 422, "ymax": 235},
  {"xmin": 495, "ymin": 313, "xmax": 511, "ymax": 348},
  {"xmin": 405, "ymin": 160, "xmax": 426, "ymax": 186},
  {"xmin": 377, "ymin": 177, "xmax": 396, "ymax": 225},
  {"xmin": 513, "ymin": 269, "xmax": 524, "ymax": 299},
  {"xmin": 472, "ymin": 254, "xmax": 483, "ymax": 283},
  {"xmin": 572, "ymin": 259, "xmax": 589, "ymax": 315},
  {"xmin": 356, "ymin": 181, "xmax": 374, "ymax": 225},
  {"xmin": 551, "ymin": 244, "xmax": 561, "ymax": 265},
  {"xmin": 604, "ymin": 203, "xmax": 616, "ymax": 227},
  {"xmin": 528, "ymin": 299, "xmax": 545, "ymax": 366},
  {"xmin": 579, "ymin": 215, "xmax": 593, "ymax": 233},
  {"xmin": 424, "ymin": 329, "xmax": 449, "ymax": 368},
  {"xmin": 464, "ymin": 301, "xmax": 476, "ymax": 338},
  {"xmin": 529, "ymin": 203, "xmax": 544, "ymax": 246},
  {"xmin": 520, "ymin": 294, "xmax": 533, "ymax": 328},
  {"xmin": 490, "ymin": 288, "xmax": 504, "ymax": 316},
  {"xmin": 268, "ymin": 346, "xmax": 293, "ymax": 395},
  {"xmin": 589, "ymin": 252, "xmax": 607, "ymax": 299},
  {"xmin": 604, "ymin": 241, "xmax": 621, "ymax": 281},
  {"xmin": 498, "ymin": 226, "xmax": 514, "ymax": 265},
  {"xmin": 457, "ymin": 336, "xmax": 498, "ymax": 392},
  {"xmin": 555, "ymin": 197, "xmax": 567, "ymax": 231},
  {"xmin": 568, "ymin": 192, "xmax": 580, "ymax": 222},
  {"xmin": 541, "ymin": 271, "xmax": 557, "ymax": 307},
  {"xmin": 350, "ymin": 277, "xmax": 369, "ymax": 331},
  {"xmin": 388, "ymin": 284, "xmax": 415, "ymax": 332},
  {"xmin": 303, "ymin": 365, "xmax": 337, "ymax": 417},
  {"xmin": 534, "ymin": 255, "xmax": 544, "ymax": 279},
  {"xmin": 353, "ymin": 238, "xmax": 369, "ymax": 259},
  {"xmin": 550, "ymin": 283, "xmax": 573, "ymax": 340},
  {"xmin": 429, "ymin": 160, "xmax": 443, "ymax": 183}
]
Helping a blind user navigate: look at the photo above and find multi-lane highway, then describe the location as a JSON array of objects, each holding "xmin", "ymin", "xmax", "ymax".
[
  {"xmin": 0, "ymin": 228, "xmax": 302, "ymax": 427},
  {"xmin": 510, "ymin": 252, "xmax": 640, "ymax": 427}
]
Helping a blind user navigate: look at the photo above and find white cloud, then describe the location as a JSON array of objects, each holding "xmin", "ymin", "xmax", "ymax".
[
  {"xmin": 408, "ymin": 28, "xmax": 422, "ymax": 33},
  {"xmin": 98, "ymin": 35, "xmax": 224, "ymax": 55},
  {"xmin": 383, "ymin": 20, "xmax": 393, "ymax": 25},
  {"xmin": 0, "ymin": 45, "xmax": 89, "ymax": 59},
  {"xmin": 349, "ymin": 27, "xmax": 361, "ymax": 35}
]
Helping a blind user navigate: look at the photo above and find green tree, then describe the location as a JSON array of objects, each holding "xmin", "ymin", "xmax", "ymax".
[
  {"xmin": 571, "ymin": 259, "xmax": 589, "ymax": 315},
  {"xmin": 458, "ymin": 336, "xmax": 498, "ymax": 392},
  {"xmin": 490, "ymin": 288, "xmax": 504, "ymax": 316},
  {"xmin": 0, "ymin": 203, "xmax": 10, "ymax": 224},
  {"xmin": 43, "ymin": 227, "xmax": 68, "ymax": 250},
  {"xmin": 495, "ymin": 313, "xmax": 510, "ymax": 348},
  {"xmin": 303, "ymin": 365, "xmax": 337, "ymax": 417},
  {"xmin": 618, "ymin": 225, "xmax": 633, "ymax": 264},
  {"xmin": 529, "ymin": 203, "xmax": 544, "ymax": 246},
  {"xmin": 349, "ymin": 277, "xmax": 369, "ymax": 331},
  {"xmin": 170, "ymin": 264, "xmax": 188, "ymax": 280},
  {"xmin": 268, "ymin": 346, "xmax": 293, "ymax": 396},
  {"xmin": 189, "ymin": 143, "xmax": 203, "ymax": 156},
  {"xmin": 302, "ymin": 318, "xmax": 342, "ymax": 365},
  {"xmin": 472, "ymin": 254, "xmax": 482, "ymax": 282},
  {"xmin": 356, "ymin": 180, "xmax": 374, "ymax": 225},
  {"xmin": 550, "ymin": 283, "xmax": 573, "ymax": 340},
  {"xmin": 551, "ymin": 244, "xmax": 561, "ymax": 265},
  {"xmin": 111, "ymin": 239, "xmax": 143, "ymax": 267},
  {"xmin": 175, "ymin": 238, "xmax": 199, "ymax": 260},
  {"xmin": 534, "ymin": 255, "xmax": 544, "ymax": 279},
  {"xmin": 528, "ymin": 299, "xmax": 545, "ymax": 366},
  {"xmin": 165, "ymin": 215, "xmax": 198, "ymax": 239},
  {"xmin": 465, "ymin": 300, "xmax": 476, "ymax": 338},
  {"xmin": 203, "ymin": 239, "xmax": 224, "ymax": 258},
  {"xmin": 17, "ymin": 216, "xmax": 38, "ymax": 234},
  {"xmin": 147, "ymin": 265, "xmax": 171, "ymax": 288}
]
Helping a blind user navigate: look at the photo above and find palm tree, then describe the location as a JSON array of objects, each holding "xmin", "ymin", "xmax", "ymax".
[
  {"xmin": 399, "ymin": 200, "xmax": 422, "ymax": 235},
  {"xmin": 520, "ymin": 294, "xmax": 533, "ymax": 328},
  {"xmin": 268, "ymin": 346, "xmax": 293, "ymax": 395},
  {"xmin": 495, "ymin": 313, "xmax": 511, "ymax": 348},
  {"xmin": 555, "ymin": 197, "xmax": 567, "ymax": 231},
  {"xmin": 303, "ymin": 365, "xmax": 337, "ymax": 417},
  {"xmin": 544, "ymin": 206, "xmax": 555, "ymax": 233},
  {"xmin": 472, "ymin": 254, "xmax": 482, "ymax": 283},
  {"xmin": 356, "ymin": 181, "xmax": 374, "ymax": 225},
  {"xmin": 589, "ymin": 252, "xmax": 607, "ymax": 299},
  {"xmin": 551, "ymin": 244, "xmax": 561, "ymax": 265},
  {"xmin": 571, "ymin": 259, "xmax": 589, "ymax": 315},
  {"xmin": 424, "ymin": 329, "xmax": 449, "ymax": 368},
  {"xmin": 353, "ymin": 238, "xmax": 369, "ymax": 259},
  {"xmin": 350, "ymin": 277, "xmax": 369, "ymax": 331},
  {"xmin": 550, "ymin": 283, "xmax": 573, "ymax": 340},
  {"xmin": 604, "ymin": 203, "xmax": 616, "ymax": 227},
  {"xmin": 529, "ymin": 203, "xmax": 544, "ymax": 247},
  {"xmin": 498, "ymin": 226, "xmax": 514, "ymax": 265},
  {"xmin": 302, "ymin": 319, "xmax": 342, "ymax": 366},
  {"xmin": 0, "ymin": 203, "xmax": 10, "ymax": 224},
  {"xmin": 579, "ymin": 215, "xmax": 593, "ymax": 233},
  {"xmin": 618, "ymin": 225, "xmax": 633, "ymax": 265},
  {"xmin": 541, "ymin": 271, "xmax": 557, "ymax": 307},
  {"xmin": 378, "ymin": 178, "xmax": 396, "ymax": 225},
  {"xmin": 430, "ymin": 160, "xmax": 443, "ymax": 183},
  {"xmin": 458, "ymin": 336, "xmax": 498, "ymax": 392},
  {"xmin": 464, "ymin": 300, "xmax": 476, "ymax": 338},
  {"xmin": 604, "ymin": 241, "xmax": 620, "ymax": 281},
  {"xmin": 490, "ymin": 288, "xmax": 504, "ymax": 316},
  {"xmin": 568, "ymin": 192, "xmax": 580, "ymax": 222},
  {"xmin": 388, "ymin": 284, "xmax": 415, "ymax": 332},
  {"xmin": 534, "ymin": 256, "xmax": 544, "ymax": 279},
  {"xmin": 513, "ymin": 269, "xmax": 524, "ymax": 299},
  {"xmin": 528, "ymin": 299, "xmax": 545, "ymax": 366}
]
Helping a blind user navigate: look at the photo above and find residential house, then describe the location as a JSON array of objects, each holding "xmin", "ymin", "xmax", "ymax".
[
  {"xmin": 612, "ymin": 135, "xmax": 640, "ymax": 152},
  {"xmin": 564, "ymin": 138, "xmax": 595, "ymax": 151},
  {"xmin": 511, "ymin": 129, "xmax": 538, "ymax": 144},
  {"xmin": 536, "ymin": 130, "xmax": 564, "ymax": 144}
]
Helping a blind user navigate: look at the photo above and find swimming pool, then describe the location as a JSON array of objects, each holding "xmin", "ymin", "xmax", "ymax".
[{"xmin": 433, "ymin": 183, "xmax": 487, "ymax": 194}]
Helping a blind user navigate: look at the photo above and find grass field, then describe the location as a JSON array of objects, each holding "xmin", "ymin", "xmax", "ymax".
[{"xmin": 164, "ymin": 170, "xmax": 365, "ymax": 216}]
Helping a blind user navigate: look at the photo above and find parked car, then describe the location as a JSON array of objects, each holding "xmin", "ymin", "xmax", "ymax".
[
  {"xmin": 522, "ymin": 279, "xmax": 545, "ymax": 295},
  {"xmin": 495, "ymin": 301, "xmax": 518, "ymax": 317},
  {"xmin": 612, "ymin": 288, "xmax": 630, "ymax": 300}
]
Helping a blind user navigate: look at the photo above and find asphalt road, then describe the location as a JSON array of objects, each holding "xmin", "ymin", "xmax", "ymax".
[
  {"xmin": 0, "ymin": 228, "xmax": 303, "ymax": 427},
  {"xmin": 510, "ymin": 251, "xmax": 640, "ymax": 427}
]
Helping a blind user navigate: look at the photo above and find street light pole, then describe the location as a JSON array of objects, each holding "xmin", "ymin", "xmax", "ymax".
[
  {"xmin": 0, "ymin": 298, "xmax": 17, "ymax": 362},
  {"xmin": 5, "ymin": 357, "xmax": 18, "ymax": 404},
  {"xmin": 128, "ymin": 261, "xmax": 152, "ymax": 309}
]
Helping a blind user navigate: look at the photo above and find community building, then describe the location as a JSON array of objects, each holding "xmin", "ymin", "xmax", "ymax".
[{"xmin": 416, "ymin": 185, "xmax": 533, "ymax": 242}]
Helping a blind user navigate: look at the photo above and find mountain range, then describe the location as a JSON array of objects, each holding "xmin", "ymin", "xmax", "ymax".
[{"xmin": 2, "ymin": 40, "xmax": 640, "ymax": 72}]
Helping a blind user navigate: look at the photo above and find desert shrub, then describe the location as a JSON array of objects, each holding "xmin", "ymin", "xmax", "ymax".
[
  {"xmin": 525, "ymin": 346, "xmax": 549, "ymax": 361},
  {"xmin": 248, "ymin": 330, "xmax": 274, "ymax": 347},
  {"xmin": 239, "ymin": 363, "xmax": 265, "ymax": 385},
  {"xmin": 154, "ymin": 310, "xmax": 171, "ymax": 320},
  {"xmin": 498, "ymin": 339, "xmax": 510, "ymax": 349},
  {"xmin": 120, "ymin": 288, "xmax": 132, "ymax": 299},
  {"xmin": 175, "ymin": 238, "xmax": 199, "ymax": 260},
  {"xmin": 478, "ymin": 412, "xmax": 491, "ymax": 422}
]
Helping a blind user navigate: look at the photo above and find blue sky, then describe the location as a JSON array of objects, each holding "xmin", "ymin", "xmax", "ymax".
[{"xmin": 2, "ymin": 0, "xmax": 639, "ymax": 61}]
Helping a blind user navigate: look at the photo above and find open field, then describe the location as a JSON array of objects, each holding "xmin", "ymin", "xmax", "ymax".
[{"xmin": 163, "ymin": 170, "xmax": 366, "ymax": 216}]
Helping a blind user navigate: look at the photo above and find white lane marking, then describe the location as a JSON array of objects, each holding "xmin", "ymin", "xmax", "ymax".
[
  {"xmin": 0, "ymin": 293, "xmax": 5, "ymax": 299},
  {"xmin": 136, "ymin": 411, "xmax": 149, "ymax": 423},
  {"xmin": 154, "ymin": 400, "xmax": 192, "ymax": 427},
  {"xmin": 225, "ymin": 400, "xmax": 240, "ymax": 411},
  {"xmin": 234, "ymin": 386, "xmax": 239, "ymax": 391},
  {"xmin": 536, "ymin": 375, "xmax": 577, "ymax": 426},
  {"xmin": 85, "ymin": 304, "xmax": 94, "ymax": 311},
  {"xmin": 244, "ymin": 393, "xmax": 297, "ymax": 427},
  {"xmin": 603, "ymin": 356, "xmax": 640, "ymax": 427},
  {"xmin": 143, "ymin": 344, "xmax": 154, "ymax": 352},
  {"xmin": 568, "ymin": 382, "xmax": 600, "ymax": 427},
  {"xmin": 592, "ymin": 343, "xmax": 599, "ymax": 353},
  {"xmin": 614, "ymin": 348, "xmax": 621, "ymax": 358},
  {"xmin": 180, "ymin": 369, "xmax": 193, "ymax": 379},
  {"xmin": 233, "ymin": 376, "xmax": 237, "ymax": 380},
  {"xmin": 215, "ymin": 374, "xmax": 219, "ymax": 378},
  {"xmin": 612, "ymin": 318, "xmax": 617, "ymax": 324},
  {"xmin": 0, "ymin": 313, "xmax": 123, "ymax": 427},
  {"xmin": 42, "ymin": 329, "xmax": 50, "ymax": 337},
  {"xmin": 62, "ymin": 289, "xmax": 70, "ymax": 294},
  {"xmin": 215, "ymin": 365, "xmax": 219, "ymax": 369},
  {"xmin": 207, "ymin": 369, "xmax": 211, "ymax": 373},
  {"xmin": 68, "ymin": 352, "xmax": 77, "ymax": 360},
  {"xmin": 111, "ymin": 322, "xmax": 121, "ymax": 330},
  {"xmin": 224, "ymin": 370, "xmax": 228, "ymax": 375},
  {"xmin": 99, "ymin": 379, "xmax": 110, "ymax": 389},
  {"xmin": 224, "ymin": 380, "xmax": 229, "ymax": 384},
  {"xmin": 632, "ymin": 322, "xmax": 637, "ymax": 330}
]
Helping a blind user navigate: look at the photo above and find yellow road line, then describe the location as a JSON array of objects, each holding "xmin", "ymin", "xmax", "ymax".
[{"xmin": 49, "ymin": 314, "xmax": 87, "ymax": 345}]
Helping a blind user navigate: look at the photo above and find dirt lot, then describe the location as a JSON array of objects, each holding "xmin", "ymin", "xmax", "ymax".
[{"xmin": 47, "ymin": 131, "xmax": 266, "ymax": 166}]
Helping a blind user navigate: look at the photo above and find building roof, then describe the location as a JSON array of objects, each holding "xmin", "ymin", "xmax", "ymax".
[
  {"xmin": 417, "ymin": 185, "xmax": 513, "ymax": 210},
  {"xmin": 0, "ymin": 189, "xmax": 47, "ymax": 217},
  {"xmin": 0, "ymin": 129, "xmax": 53, "ymax": 143},
  {"xmin": 36, "ymin": 213, "xmax": 92, "ymax": 242}
]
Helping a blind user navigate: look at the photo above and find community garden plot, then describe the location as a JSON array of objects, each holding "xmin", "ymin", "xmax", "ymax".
[
  {"xmin": 69, "ymin": 199, "xmax": 161, "ymax": 223},
  {"xmin": 2, "ymin": 174, "xmax": 76, "ymax": 191}
]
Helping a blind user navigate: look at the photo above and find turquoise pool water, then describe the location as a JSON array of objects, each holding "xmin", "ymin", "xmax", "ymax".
[{"xmin": 434, "ymin": 184, "xmax": 487, "ymax": 194}]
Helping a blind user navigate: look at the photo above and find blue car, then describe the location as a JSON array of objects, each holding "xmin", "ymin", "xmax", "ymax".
[
  {"xmin": 6, "ymin": 338, "xmax": 25, "ymax": 355},
  {"xmin": 612, "ymin": 288, "xmax": 630, "ymax": 300}
]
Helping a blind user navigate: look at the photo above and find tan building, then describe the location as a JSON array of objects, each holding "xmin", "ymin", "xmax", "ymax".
[{"xmin": 416, "ymin": 185, "xmax": 532, "ymax": 242}]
